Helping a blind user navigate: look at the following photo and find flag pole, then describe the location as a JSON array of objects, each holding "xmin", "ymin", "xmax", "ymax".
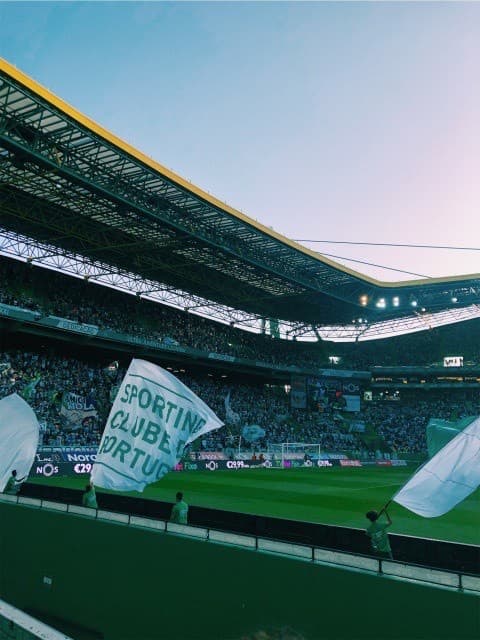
[{"xmin": 377, "ymin": 500, "xmax": 392, "ymax": 517}]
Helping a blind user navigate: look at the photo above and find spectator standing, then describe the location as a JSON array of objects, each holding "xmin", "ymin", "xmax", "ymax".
[
  {"xmin": 3, "ymin": 469, "xmax": 25, "ymax": 495},
  {"xmin": 170, "ymin": 491, "xmax": 188, "ymax": 524},
  {"xmin": 82, "ymin": 483, "xmax": 98, "ymax": 509},
  {"xmin": 365, "ymin": 509, "xmax": 393, "ymax": 559}
]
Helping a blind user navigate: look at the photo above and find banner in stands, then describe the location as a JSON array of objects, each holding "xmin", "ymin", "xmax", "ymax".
[
  {"xmin": 208, "ymin": 353, "xmax": 236, "ymax": 363},
  {"xmin": 36, "ymin": 448, "xmax": 98, "ymax": 464},
  {"xmin": 0, "ymin": 302, "xmax": 39, "ymax": 321},
  {"xmin": 290, "ymin": 375, "xmax": 307, "ymax": 409},
  {"xmin": 60, "ymin": 392, "xmax": 98, "ymax": 429},
  {"xmin": 340, "ymin": 459, "xmax": 362, "ymax": 467},
  {"xmin": 91, "ymin": 359, "xmax": 224, "ymax": 492},
  {"xmin": 241, "ymin": 425, "xmax": 265, "ymax": 442},
  {"xmin": 51, "ymin": 316, "xmax": 99, "ymax": 336},
  {"xmin": 343, "ymin": 395, "xmax": 361, "ymax": 412},
  {"xmin": 318, "ymin": 369, "xmax": 368, "ymax": 378},
  {"xmin": 306, "ymin": 377, "xmax": 362, "ymax": 413},
  {"xmin": 176, "ymin": 459, "xmax": 265, "ymax": 472},
  {"xmin": 29, "ymin": 453, "xmax": 410, "ymax": 478},
  {"xmin": 175, "ymin": 459, "xmax": 340, "ymax": 471},
  {"xmin": 224, "ymin": 391, "xmax": 241, "ymax": 425},
  {"xmin": 348, "ymin": 420, "xmax": 366, "ymax": 433},
  {"xmin": 31, "ymin": 460, "xmax": 93, "ymax": 478}
]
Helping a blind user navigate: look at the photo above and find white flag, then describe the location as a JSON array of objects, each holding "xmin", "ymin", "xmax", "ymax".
[
  {"xmin": 393, "ymin": 415, "xmax": 480, "ymax": 517},
  {"xmin": 0, "ymin": 394, "xmax": 40, "ymax": 492},
  {"xmin": 91, "ymin": 359, "xmax": 223, "ymax": 492},
  {"xmin": 224, "ymin": 391, "xmax": 240, "ymax": 426}
]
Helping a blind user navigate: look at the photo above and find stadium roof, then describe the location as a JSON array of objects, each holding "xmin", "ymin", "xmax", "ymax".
[{"xmin": 0, "ymin": 57, "xmax": 479, "ymax": 338}]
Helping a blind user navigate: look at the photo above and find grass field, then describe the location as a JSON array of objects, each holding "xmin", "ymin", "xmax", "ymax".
[{"xmin": 32, "ymin": 465, "xmax": 480, "ymax": 545}]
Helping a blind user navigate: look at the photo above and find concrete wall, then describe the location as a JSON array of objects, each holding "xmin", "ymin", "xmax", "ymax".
[{"xmin": 0, "ymin": 503, "xmax": 478, "ymax": 640}]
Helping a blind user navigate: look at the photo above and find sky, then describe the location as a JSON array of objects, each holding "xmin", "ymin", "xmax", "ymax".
[{"xmin": 1, "ymin": 1, "xmax": 479, "ymax": 282}]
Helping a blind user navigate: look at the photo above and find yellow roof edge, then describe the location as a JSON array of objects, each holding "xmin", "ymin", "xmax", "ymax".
[{"xmin": 1, "ymin": 57, "xmax": 479, "ymax": 291}]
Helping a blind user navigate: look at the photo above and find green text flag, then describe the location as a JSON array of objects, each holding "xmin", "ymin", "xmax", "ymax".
[{"xmin": 91, "ymin": 359, "xmax": 223, "ymax": 492}]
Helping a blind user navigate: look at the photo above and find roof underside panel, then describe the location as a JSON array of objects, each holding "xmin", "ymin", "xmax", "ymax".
[{"xmin": 0, "ymin": 63, "xmax": 479, "ymax": 327}]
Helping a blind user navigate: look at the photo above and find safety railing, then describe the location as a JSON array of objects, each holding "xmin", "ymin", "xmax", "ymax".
[
  {"xmin": 0, "ymin": 598, "xmax": 73, "ymax": 640},
  {"xmin": 1, "ymin": 493, "xmax": 479, "ymax": 595}
]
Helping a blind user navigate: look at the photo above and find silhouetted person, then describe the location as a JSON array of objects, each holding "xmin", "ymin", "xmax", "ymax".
[
  {"xmin": 82, "ymin": 483, "xmax": 98, "ymax": 509},
  {"xmin": 4, "ymin": 470, "xmax": 25, "ymax": 495},
  {"xmin": 170, "ymin": 491, "xmax": 188, "ymax": 524},
  {"xmin": 366, "ymin": 509, "xmax": 393, "ymax": 559}
]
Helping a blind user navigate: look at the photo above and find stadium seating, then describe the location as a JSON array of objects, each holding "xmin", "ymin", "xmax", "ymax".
[
  {"xmin": 1, "ymin": 256, "xmax": 479, "ymax": 453},
  {"xmin": 2, "ymin": 256, "xmax": 479, "ymax": 370},
  {"xmin": 1, "ymin": 346, "xmax": 479, "ymax": 453}
]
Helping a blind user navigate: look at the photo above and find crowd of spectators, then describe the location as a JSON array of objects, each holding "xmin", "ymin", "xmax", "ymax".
[
  {"xmin": 2, "ymin": 347, "xmax": 478, "ymax": 455},
  {"xmin": 1, "ymin": 256, "xmax": 479, "ymax": 456},
  {"xmin": 360, "ymin": 393, "xmax": 480, "ymax": 454},
  {"xmin": 332, "ymin": 321, "xmax": 480, "ymax": 369},
  {"xmin": 0, "ymin": 350, "xmax": 108, "ymax": 446},
  {"xmin": 0, "ymin": 257, "xmax": 326, "ymax": 370},
  {"xmin": 0, "ymin": 348, "xmax": 342, "ymax": 448},
  {"xmin": 2, "ymin": 256, "xmax": 478, "ymax": 371}
]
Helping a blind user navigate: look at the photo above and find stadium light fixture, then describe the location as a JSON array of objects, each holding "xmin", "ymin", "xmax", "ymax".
[
  {"xmin": 360, "ymin": 295, "xmax": 368, "ymax": 306},
  {"xmin": 410, "ymin": 299, "xmax": 418, "ymax": 307},
  {"xmin": 375, "ymin": 298, "xmax": 386, "ymax": 309},
  {"xmin": 451, "ymin": 297, "xmax": 458, "ymax": 303},
  {"xmin": 393, "ymin": 296, "xmax": 400, "ymax": 307}
]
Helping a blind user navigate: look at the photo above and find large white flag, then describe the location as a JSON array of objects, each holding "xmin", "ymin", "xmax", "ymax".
[
  {"xmin": 91, "ymin": 359, "xmax": 224, "ymax": 491},
  {"xmin": 393, "ymin": 415, "xmax": 480, "ymax": 517},
  {"xmin": 0, "ymin": 393, "xmax": 40, "ymax": 492}
]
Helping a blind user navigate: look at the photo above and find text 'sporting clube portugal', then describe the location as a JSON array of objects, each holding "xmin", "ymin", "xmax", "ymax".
[{"xmin": 91, "ymin": 359, "xmax": 224, "ymax": 492}]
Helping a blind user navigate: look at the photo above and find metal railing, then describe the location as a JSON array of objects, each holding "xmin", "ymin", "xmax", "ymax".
[
  {"xmin": 2, "ymin": 493, "xmax": 478, "ymax": 595},
  {"xmin": 0, "ymin": 598, "xmax": 73, "ymax": 640}
]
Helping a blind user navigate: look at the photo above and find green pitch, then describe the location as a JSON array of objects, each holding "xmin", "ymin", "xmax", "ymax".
[{"xmin": 31, "ymin": 466, "xmax": 480, "ymax": 545}]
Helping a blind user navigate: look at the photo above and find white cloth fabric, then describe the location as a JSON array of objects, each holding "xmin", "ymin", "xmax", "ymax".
[
  {"xmin": 394, "ymin": 415, "xmax": 480, "ymax": 517},
  {"xmin": 0, "ymin": 394, "xmax": 40, "ymax": 491},
  {"xmin": 224, "ymin": 392, "xmax": 241, "ymax": 426},
  {"xmin": 92, "ymin": 359, "xmax": 223, "ymax": 492}
]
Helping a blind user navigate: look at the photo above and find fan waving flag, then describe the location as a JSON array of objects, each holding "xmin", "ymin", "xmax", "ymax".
[
  {"xmin": 91, "ymin": 359, "xmax": 224, "ymax": 492},
  {"xmin": 0, "ymin": 394, "xmax": 40, "ymax": 492},
  {"xmin": 393, "ymin": 415, "xmax": 480, "ymax": 517}
]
